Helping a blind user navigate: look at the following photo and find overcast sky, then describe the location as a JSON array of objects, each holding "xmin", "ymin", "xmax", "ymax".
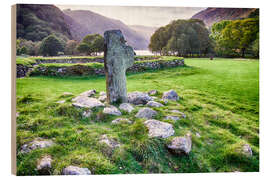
[{"xmin": 56, "ymin": 5, "xmax": 205, "ymax": 27}]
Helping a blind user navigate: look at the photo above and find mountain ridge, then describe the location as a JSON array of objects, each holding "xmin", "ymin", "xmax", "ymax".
[
  {"xmin": 191, "ymin": 8, "xmax": 257, "ymax": 27},
  {"xmin": 63, "ymin": 9, "xmax": 149, "ymax": 50}
]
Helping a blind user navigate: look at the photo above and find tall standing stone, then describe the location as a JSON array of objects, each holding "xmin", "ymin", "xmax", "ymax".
[{"xmin": 104, "ymin": 30, "xmax": 134, "ymax": 103}]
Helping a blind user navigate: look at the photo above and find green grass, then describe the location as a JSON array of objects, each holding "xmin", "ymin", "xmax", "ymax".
[
  {"xmin": 16, "ymin": 57, "xmax": 36, "ymax": 66},
  {"xmin": 16, "ymin": 58, "xmax": 259, "ymax": 175}
]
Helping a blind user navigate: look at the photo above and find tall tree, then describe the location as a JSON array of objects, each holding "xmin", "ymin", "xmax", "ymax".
[
  {"xmin": 39, "ymin": 35, "xmax": 64, "ymax": 56},
  {"xmin": 149, "ymin": 19, "xmax": 212, "ymax": 57},
  {"xmin": 77, "ymin": 34, "xmax": 104, "ymax": 55}
]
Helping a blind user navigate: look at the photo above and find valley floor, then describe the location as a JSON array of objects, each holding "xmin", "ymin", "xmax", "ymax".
[{"xmin": 16, "ymin": 58, "xmax": 259, "ymax": 175}]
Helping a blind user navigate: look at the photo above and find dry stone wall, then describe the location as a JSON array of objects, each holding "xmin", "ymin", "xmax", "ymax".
[{"xmin": 28, "ymin": 59, "xmax": 185, "ymax": 77}]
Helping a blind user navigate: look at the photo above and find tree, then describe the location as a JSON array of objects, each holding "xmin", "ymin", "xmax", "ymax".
[
  {"xmin": 212, "ymin": 18, "xmax": 259, "ymax": 57},
  {"xmin": 77, "ymin": 43, "xmax": 91, "ymax": 55},
  {"xmin": 149, "ymin": 19, "xmax": 212, "ymax": 57},
  {"xmin": 77, "ymin": 34, "xmax": 104, "ymax": 55},
  {"xmin": 39, "ymin": 35, "xmax": 64, "ymax": 56},
  {"xmin": 65, "ymin": 40, "xmax": 79, "ymax": 55}
]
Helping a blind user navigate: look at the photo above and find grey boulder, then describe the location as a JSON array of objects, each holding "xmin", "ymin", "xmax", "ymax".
[
  {"xmin": 103, "ymin": 106, "xmax": 122, "ymax": 116},
  {"xmin": 162, "ymin": 90, "xmax": 179, "ymax": 101},
  {"xmin": 167, "ymin": 133, "xmax": 192, "ymax": 155},
  {"xmin": 128, "ymin": 91, "xmax": 153, "ymax": 105},
  {"xmin": 72, "ymin": 97, "xmax": 104, "ymax": 109},
  {"xmin": 146, "ymin": 101, "xmax": 164, "ymax": 107},
  {"xmin": 135, "ymin": 107, "xmax": 157, "ymax": 119},
  {"xmin": 119, "ymin": 103, "xmax": 134, "ymax": 113},
  {"xmin": 21, "ymin": 138, "xmax": 54, "ymax": 154},
  {"xmin": 111, "ymin": 118, "xmax": 132, "ymax": 124},
  {"xmin": 165, "ymin": 115, "xmax": 180, "ymax": 121},
  {"xmin": 62, "ymin": 166, "xmax": 91, "ymax": 175},
  {"xmin": 37, "ymin": 155, "xmax": 52, "ymax": 175},
  {"xmin": 242, "ymin": 144, "xmax": 253, "ymax": 157},
  {"xmin": 99, "ymin": 134, "xmax": 120, "ymax": 150},
  {"xmin": 148, "ymin": 90, "xmax": 158, "ymax": 95},
  {"xmin": 144, "ymin": 119, "xmax": 175, "ymax": 138}
]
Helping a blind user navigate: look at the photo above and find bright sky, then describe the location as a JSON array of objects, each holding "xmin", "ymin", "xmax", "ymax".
[{"xmin": 56, "ymin": 5, "xmax": 205, "ymax": 27}]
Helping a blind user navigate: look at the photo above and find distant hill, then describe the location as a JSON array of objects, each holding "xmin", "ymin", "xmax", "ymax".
[
  {"xmin": 191, "ymin": 8, "xmax": 257, "ymax": 27},
  {"xmin": 63, "ymin": 9, "xmax": 149, "ymax": 50},
  {"xmin": 129, "ymin": 25, "xmax": 158, "ymax": 42},
  {"xmin": 16, "ymin": 4, "xmax": 74, "ymax": 41}
]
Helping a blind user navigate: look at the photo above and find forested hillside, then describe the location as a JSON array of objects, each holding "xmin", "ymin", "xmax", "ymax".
[
  {"xmin": 191, "ymin": 8, "xmax": 257, "ymax": 27},
  {"xmin": 16, "ymin": 4, "xmax": 74, "ymax": 41}
]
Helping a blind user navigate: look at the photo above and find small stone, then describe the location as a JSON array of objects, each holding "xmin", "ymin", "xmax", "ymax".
[
  {"xmin": 57, "ymin": 100, "xmax": 66, "ymax": 104},
  {"xmin": 162, "ymin": 90, "xmax": 179, "ymax": 101},
  {"xmin": 99, "ymin": 91, "xmax": 106, "ymax": 96},
  {"xmin": 146, "ymin": 101, "xmax": 164, "ymax": 107},
  {"xmin": 72, "ymin": 97, "xmax": 104, "ymax": 109},
  {"xmin": 162, "ymin": 99, "xmax": 169, "ymax": 105},
  {"xmin": 171, "ymin": 110, "xmax": 186, "ymax": 118},
  {"xmin": 128, "ymin": 91, "xmax": 154, "ymax": 105},
  {"xmin": 135, "ymin": 107, "xmax": 157, "ymax": 119},
  {"xmin": 98, "ymin": 95, "xmax": 107, "ymax": 102},
  {"xmin": 62, "ymin": 92, "xmax": 73, "ymax": 96},
  {"xmin": 196, "ymin": 132, "xmax": 201, "ymax": 138},
  {"xmin": 37, "ymin": 155, "xmax": 52, "ymax": 175},
  {"xmin": 100, "ymin": 134, "xmax": 120, "ymax": 150},
  {"xmin": 165, "ymin": 116, "xmax": 180, "ymax": 121},
  {"xmin": 62, "ymin": 166, "xmax": 91, "ymax": 175},
  {"xmin": 21, "ymin": 138, "xmax": 54, "ymax": 154},
  {"xmin": 144, "ymin": 119, "xmax": 175, "ymax": 138},
  {"xmin": 242, "ymin": 144, "xmax": 253, "ymax": 157},
  {"xmin": 82, "ymin": 109, "xmax": 92, "ymax": 118},
  {"xmin": 167, "ymin": 133, "xmax": 192, "ymax": 155},
  {"xmin": 148, "ymin": 90, "xmax": 158, "ymax": 96},
  {"xmin": 119, "ymin": 103, "xmax": 134, "ymax": 113},
  {"xmin": 111, "ymin": 118, "xmax": 132, "ymax": 124},
  {"xmin": 103, "ymin": 106, "xmax": 122, "ymax": 116},
  {"xmin": 79, "ymin": 89, "xmax": 96, "ymax": 97}
]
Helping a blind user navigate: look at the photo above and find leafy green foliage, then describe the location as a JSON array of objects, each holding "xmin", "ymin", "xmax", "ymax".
[
  {"xmin": 16, "ymin": 4, "xmax": 72, "ymax": 42},
  {"xmin": 77, "ymin": 34, "xmax": 104, "ymax": 55},
  {"xmin": 211, "ymin": 18, "xmax": 259, "ymax": 57},
  {"xmin": 39, "ymin": 35, "xmax": 64, "ymax": 56},
  {"xmin": 64, "ymin": 40, "xmax": 79, "ymax": 55},
  {"xmin": 149, "ymin": 19, "xmax": 213, "ymax": 57}
]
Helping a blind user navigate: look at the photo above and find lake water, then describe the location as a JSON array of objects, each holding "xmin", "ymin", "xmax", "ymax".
[{"xmin": 134, "ymin": 50, "xmax": 154, "ymax": 56}]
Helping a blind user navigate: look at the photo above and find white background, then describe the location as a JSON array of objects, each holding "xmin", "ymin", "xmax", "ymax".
[{"xmin": 1, "ymin": 0, "xmax": 269, "ymax": 179}]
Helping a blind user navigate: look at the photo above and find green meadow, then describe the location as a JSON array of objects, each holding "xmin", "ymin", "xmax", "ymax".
[{"xmin": 16, "ymin": 58, "xmax": 259, "ymax": 175}]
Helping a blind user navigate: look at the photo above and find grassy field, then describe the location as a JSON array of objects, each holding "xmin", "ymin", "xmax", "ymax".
[{"xmin": 16, "ymin": 58, "xmax": 259, "ymax": 175}]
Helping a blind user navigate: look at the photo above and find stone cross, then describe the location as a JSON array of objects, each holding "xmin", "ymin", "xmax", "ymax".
[{"xmin": 104, "ymin": 30, "xmax": 134, "ymax": 104}]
